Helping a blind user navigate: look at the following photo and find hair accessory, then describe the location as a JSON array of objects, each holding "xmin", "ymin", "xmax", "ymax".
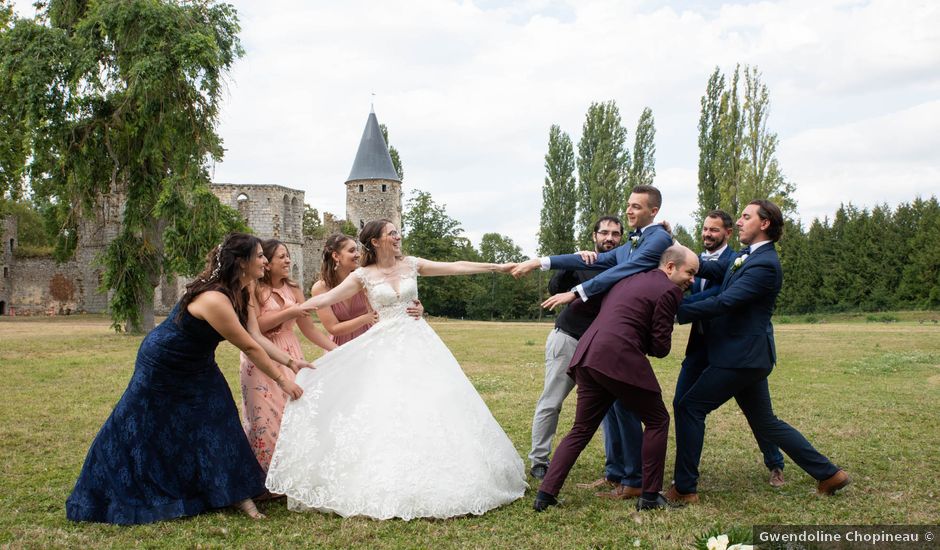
[{"xmin": 200, "ymin": 243, "xmax": 224, "ymax": 283}]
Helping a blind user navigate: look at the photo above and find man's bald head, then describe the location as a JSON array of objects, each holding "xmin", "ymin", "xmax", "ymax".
[{"xmin": 659, "ymin": 243, "xmax": 699, "ymax": 290}]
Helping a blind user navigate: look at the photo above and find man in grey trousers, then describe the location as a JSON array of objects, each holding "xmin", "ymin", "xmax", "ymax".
[{"xmin": 527, "ymin": 216, "xmax": 643, "ymax": 498}]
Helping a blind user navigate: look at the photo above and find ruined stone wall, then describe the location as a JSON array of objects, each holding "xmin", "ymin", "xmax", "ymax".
[
  {"xmin": 0, "ymin": 216, "xmax": 16, "ymax": 314},
  {"xmin": 346, "ymin": 179, "xmax": 402, "ymax": 231},
  {"xmin": 211, "ymin": 183, "xmax": 305, "ymax": 243},
  {"xmin": 1, "ymin": 178, "xmax": 403, "ymax": 316},
  {"xmin": 302, "ymin": 236, "xmax": 325, "ymax": 296},
  {"xmin": 7, "ymin": 257, "xmax": 84, "ymax": 315}
]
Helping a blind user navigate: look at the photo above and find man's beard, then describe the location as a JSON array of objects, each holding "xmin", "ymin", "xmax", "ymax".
[{"xmin": 703, "ymin": 237, "xmax": 726, "ymax": 252}]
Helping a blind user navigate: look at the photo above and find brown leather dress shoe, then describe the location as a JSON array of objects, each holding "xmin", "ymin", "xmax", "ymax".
[
  {"xmin": 595, "ymin": 485, "xmax": 642, "ymax": 500},
  {"xmin": 576, "ymin": 477, "xmax": 617, "ymax": 490},
  {"xmin": 817, "ymin": 469, "xmax": 850, "ymax": 495},
  {"xmin": 664, "ymin": 484, "xmax": 699, "ymax": 505},
  {"xmin": 769, "ymin": 467, "xmax": 785, "ymax": 488}
]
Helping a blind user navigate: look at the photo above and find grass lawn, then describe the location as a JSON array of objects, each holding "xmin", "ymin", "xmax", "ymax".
[{"xmin": 1, "ymin": 312, "xmax": 938, "ymax": 548}]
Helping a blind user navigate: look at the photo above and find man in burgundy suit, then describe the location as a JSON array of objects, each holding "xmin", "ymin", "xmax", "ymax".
[{"xmin": 534, "ymin": 244, "xmax": 700, "ymax": 512}]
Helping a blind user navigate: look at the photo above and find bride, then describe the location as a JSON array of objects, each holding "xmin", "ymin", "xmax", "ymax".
[{"xmin": 265, "ymin": 219, "xmax": 528, "ymax": 520}]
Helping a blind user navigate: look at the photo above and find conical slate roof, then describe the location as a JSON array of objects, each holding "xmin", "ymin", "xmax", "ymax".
[{"xmin": 345, "ymin": 110, "xmax": 401, "ymax": 183}]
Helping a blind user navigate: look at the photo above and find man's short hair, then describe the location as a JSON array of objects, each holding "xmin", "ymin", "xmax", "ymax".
[
  {"xmin": 748, "ymin": 199, "xmax": 784, "ymax": 242},
  {"xmin": 631, "ymin": 185, "xmax": 662, "ymax": 210},
  {"xmin": 706, "ymin": 209, "xmax": 733, "ymax": 229},
  {"xmin": 593, "ymin": 216, "xmax": 623, "ymax": 234},
  {"xmin": 659, "ymin": 243, "xmax": 689, "ymax": 267}
]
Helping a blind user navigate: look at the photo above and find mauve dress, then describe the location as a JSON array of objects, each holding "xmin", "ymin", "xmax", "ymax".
[
  {"xmin": 239, "ymin": 285, "xmax": 301, "ymax": 471},
  {"xmin": 66, "ymin": 303, "xmax": 266, "ymax": 525},
  {"xmin": 329, "ymin": 290, "xmax": 372, "ymax": 345}
]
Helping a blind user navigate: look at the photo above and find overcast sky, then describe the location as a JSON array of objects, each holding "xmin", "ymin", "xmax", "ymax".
[{"xmin": 13, "ymin": 0, "xmax": 940, "ymax": 255}]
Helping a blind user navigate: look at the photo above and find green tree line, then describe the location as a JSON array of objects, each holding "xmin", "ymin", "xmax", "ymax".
[
  {"xmin": 402, "ymin": 190, "xmax": 542, "ymax": 320},
  {"xmin": 777, "ymin": 198, "xmax": 940, "ymax": 313}
]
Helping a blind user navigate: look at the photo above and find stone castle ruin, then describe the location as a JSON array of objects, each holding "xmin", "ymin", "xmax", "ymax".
[{"xmin": 0, "ymin": 109, "xmax": 402, "ymax": 316}]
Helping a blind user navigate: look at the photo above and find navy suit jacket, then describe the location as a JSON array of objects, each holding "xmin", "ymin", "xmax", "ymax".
[
  {"xmin": 548, "ymin": 224, "xmax": 673, "ymax": 300},
  {"xmin": 569, "ymin": 269, "xmax": 682, "ymax": 394},
  {"xmin": 677, "ymin": 244, "xmax": 782, "ymax": 370},
  {"xmin": 683, "ymin": 246, "xmax": 735, "ymax": 358}
]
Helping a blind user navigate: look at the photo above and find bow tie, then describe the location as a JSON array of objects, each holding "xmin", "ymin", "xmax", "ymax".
[
  {"xmin": 701, "ymin": 250, "xmax": 721, "ymax": 261},
  {"xmin": 739, "ymin": 246, "xmax": 751, "ymax": 256},
  {"xmin": 630, "ymin": 229, "xmax": 642, "ymax": 238}
]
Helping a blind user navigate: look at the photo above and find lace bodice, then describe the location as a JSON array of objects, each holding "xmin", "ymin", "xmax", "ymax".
[{"xmin": 352, "ymin": 257, "xmax": 420, "ymax": 322}]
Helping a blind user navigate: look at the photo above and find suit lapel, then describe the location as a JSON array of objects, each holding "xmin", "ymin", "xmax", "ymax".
[{"xmin": 721, "ymin": 244, "xmax": 773, "ymax": 290}]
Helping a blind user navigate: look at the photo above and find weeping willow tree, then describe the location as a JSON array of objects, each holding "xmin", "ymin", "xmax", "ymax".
[{"xmin": 1, "ymin": 0, "xmax": 247, "ymax": 332}]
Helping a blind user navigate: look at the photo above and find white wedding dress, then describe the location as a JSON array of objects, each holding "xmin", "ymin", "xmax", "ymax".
[{"xmin": 265, "ymin": 257, "xmax": 527, "ymax": 520}]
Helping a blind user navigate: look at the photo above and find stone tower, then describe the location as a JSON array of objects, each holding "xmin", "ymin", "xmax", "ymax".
[{"xmin": 345, "ymin": 108, "xmax": 402, "ymax": 230}]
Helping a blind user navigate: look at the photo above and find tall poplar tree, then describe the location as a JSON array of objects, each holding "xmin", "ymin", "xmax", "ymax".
[
  {"xmin": 740, "ymin": 66, "xmax": 796, "ymax": 215},
  {"xmin": 1, "ymin": 0, "xmax": 246, "ymax": 332},
  {"xmin": 695, "ymin": 67, "xmax": 725, "ymax": 228},
  {"xmin": 538, "ymin": 125, "xmax": 577, "ymax": 256},
  {"xmin": 576, "ymin": 100, "xmax": 630, "ymax": 247},
  {"xmin": 695, "ymin": 64, "xmax": 796, "ymax": 237},
  {"xmin": 717, "ymin": 65, "xmax": 744, "ymax": 224},
  {"xmin": 628, "ymin": 107, "xmax": 656, "ymax": 191}
]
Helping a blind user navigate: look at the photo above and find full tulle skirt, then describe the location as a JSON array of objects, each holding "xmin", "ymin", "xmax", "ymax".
[{"xmin": 265, "ymin": 316, "xmax": 527, "ymax": 520}]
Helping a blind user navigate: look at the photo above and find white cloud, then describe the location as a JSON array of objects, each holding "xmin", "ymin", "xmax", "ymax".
[{"xmin": 781, "ymin": 99, "xmax": 940, "ymax": 225}]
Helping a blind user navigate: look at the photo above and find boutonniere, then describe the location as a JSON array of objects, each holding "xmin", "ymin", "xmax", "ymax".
[
  {"xmin": 731, "ymin": 254, "xmax": 749, "ymax": 272},
  {"xmin": 630, "ymin": 235, "xmax": 641, "ymax": 249}
]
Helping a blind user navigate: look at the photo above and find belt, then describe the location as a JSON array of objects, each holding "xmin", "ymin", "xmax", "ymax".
[{"xmin": 555, "ymin": 327, "xmax": 580, "ymax": 340}]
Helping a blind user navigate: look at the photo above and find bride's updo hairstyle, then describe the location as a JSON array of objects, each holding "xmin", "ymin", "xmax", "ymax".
[
  {"xmin": 178, "ymin": 232, "xmax": 262, "ymax": 328},
  {"xmin": 358, "ymin": 219, "xmax": 394, "ymax": 268},
  {"xmin": 320, "ymin": 233, "xmax": 356, "ymax": 289}
]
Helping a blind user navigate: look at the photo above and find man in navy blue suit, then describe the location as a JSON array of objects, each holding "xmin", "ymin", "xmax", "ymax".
[
  {"xmin": 513, "ymin": 185, "xmax": 674, "ymax": 500},
  {"xmin": 667, "ymin": 200, "xmax": 850, "ymax": 504},
  {"xmin": 675, "ymin": 209, "xmax": 786, "ymax": 489}
]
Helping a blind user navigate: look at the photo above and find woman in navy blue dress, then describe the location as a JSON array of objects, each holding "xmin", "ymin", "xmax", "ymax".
[{"xmin": 66, "ymin": 233, "xmax": 311, "ymax": 524}]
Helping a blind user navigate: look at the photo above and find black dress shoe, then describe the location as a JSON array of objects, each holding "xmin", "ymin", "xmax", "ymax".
[
  {"xmin": 636, "ymin": 493, "xmax": 677, "ymax": 511},
  {"xmin": 529, "ymin": 463, "xmax": 548, "ymax": 480},
  {"xmin": 533, "ymin": 490, "xmax": 558, "ymax": 512}
]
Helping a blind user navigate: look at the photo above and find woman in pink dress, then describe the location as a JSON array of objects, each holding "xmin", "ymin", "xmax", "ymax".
[
  {"xmin": 240, "ymin": 239, "xmax": 336, "ymax": 471},
  {"xmin": 310, "ymin": 233, "xmax": 422, "ymax": 345}
]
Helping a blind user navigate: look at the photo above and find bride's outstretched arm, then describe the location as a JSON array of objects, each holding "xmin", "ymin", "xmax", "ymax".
[
  {"xmin": 299, "ymin": 271, "xmax": 365, "ymax": 312},
  {"xmin": 417, "ymin": 258, "xmax": 517, "ymax": 277}
]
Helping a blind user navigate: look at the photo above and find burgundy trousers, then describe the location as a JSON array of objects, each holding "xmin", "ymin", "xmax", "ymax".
[{"xmin": 539, "ymin": 366, "xmax": 669, "ymax": 496}]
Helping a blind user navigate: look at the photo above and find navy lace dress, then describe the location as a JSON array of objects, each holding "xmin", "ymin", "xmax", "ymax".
[{"xmin": 66, "ymin": 303, "xmax": 266, "ymax": 524}]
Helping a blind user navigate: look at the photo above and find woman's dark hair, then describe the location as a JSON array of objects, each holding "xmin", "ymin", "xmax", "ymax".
[
  {"xmin": 320, "ymin": 233, "xmax": 355, "ymax": 289},
  {"xmin": 358, "ymin": 218, "xmax": 394, "ymax": 268},
  {"xmin": 178, "ymin": 232, "xmax": 261, "ymax": 327},
  {"xmin": 255, "ymin": 239, "xmax": 299, "ymax": 305}
]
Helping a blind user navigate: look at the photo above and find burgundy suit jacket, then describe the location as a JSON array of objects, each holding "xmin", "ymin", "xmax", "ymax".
[{"xmin": 568, "ymin": 269, "xmax": 682, "ymax": 394}]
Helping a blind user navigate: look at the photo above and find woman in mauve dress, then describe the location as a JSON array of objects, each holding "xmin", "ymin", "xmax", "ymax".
[
  {"xmin": 309, "ymin": 233, "xmax": 422, "ymax": 345},
  {"xmin": 239, "ymin": 239, "xmax": 336, "ymax": 472}
]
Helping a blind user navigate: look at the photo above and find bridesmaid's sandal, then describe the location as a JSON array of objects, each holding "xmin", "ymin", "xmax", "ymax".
[{"xmin": 236, "ymin": 498, "xmax": 266, "ymax": 520}]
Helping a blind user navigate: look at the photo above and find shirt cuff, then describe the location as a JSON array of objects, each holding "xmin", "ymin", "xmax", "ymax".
[
  {"xmin": 574, "ymin": 284, "xmax": 588, "ymax": 302},
  {"xmin": 539, "ymin": 257, "xmax": 551, "ymax": 271}
]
